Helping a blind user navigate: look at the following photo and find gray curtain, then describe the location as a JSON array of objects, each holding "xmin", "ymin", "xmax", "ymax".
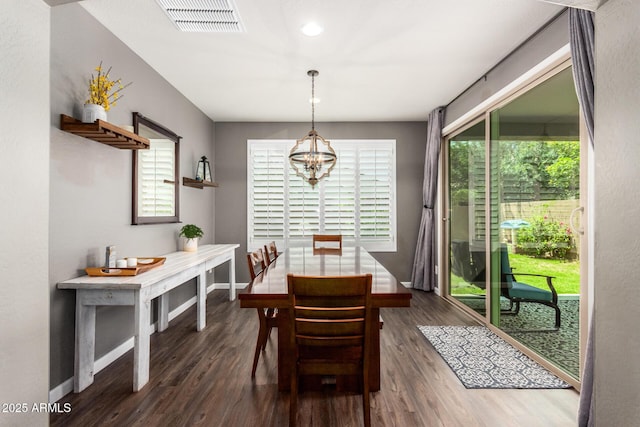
[
  {"xmin": 411, "ymin": 107, "xmax": 444, "ymax": 291},
  {"xmin": 570, "ymin": 7, "xmax": 595, "ymax": 427},
  {"xmin": 570, "ymin": 8, "xmax": 595, "ymax": 145}
]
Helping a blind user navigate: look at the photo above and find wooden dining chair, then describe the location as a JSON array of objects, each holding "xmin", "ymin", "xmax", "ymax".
[
  {"xmin": 312, "ymin": 234, "xmax": 343, "ymax": 254},
  {"xmin": 247, "ymin": 248, "xmax": 278, "ymax": 377},
  {"xmin": 263, "ymin": 241, "xmax": 279, "ymax": 266},
  {"xmin": 247, "ymin": 248, "xmax": 266, "ymax": 280},
  {"xmin": 287, "ymin": 273, "xmax": 373, "ymax": 427}
]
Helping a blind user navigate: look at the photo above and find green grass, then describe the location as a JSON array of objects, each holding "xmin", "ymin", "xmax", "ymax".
[
  {"xmin": 450, "ymin": 254, "xmax": 580, "ymax": 296},
  {"xmin": 508, "ymin": 253, "xmax": 580, "ymax": 295}
]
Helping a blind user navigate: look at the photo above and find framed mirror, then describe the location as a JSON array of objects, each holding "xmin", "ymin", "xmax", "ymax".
[{"xmin": 132, "ymin": 112, "xmax": 180, "ymax": 224}]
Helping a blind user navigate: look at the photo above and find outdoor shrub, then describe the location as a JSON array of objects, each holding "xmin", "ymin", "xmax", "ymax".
[{"xmin": 515, "ymin": 215, "xmax": 574, "ymax": 259}]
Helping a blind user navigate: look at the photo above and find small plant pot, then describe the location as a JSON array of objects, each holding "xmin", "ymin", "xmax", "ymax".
[{"xmin": 183, "ymin": 238, "xmax": 198, "ymax": 252}]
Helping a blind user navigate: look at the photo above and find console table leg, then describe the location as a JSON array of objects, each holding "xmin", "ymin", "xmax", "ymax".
[
  {"xmin": 197, "ymin": 270, "xmax": 206, "ymax": 331},
  {"xmin": 133, "ymin": 291, "xmax": 150, "ymax": 392},
  {"xmin": 158, "ymin": 294, "xmax": 169, "ymax": 332},
  {"xmin": 229, "ymin": 255, "xmax": 236, "ymax": 301},
  {"xmin": 74, "ymin": 293, "xmax": 96, "ymax": 393}
]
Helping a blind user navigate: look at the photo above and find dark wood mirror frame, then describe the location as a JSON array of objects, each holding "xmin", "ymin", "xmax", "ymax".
[{"xmin": 132, "ymin": 112, "xmax": 181, "ymax": 225}]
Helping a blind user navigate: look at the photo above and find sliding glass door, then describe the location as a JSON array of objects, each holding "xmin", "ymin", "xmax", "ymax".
[
  {"xmin": 445, "ymin": 64, "xmax": 584, "ymax": 381},
  {"xmin": 447, "ymin": 120, "xmax": 488, "ymax": 315}
]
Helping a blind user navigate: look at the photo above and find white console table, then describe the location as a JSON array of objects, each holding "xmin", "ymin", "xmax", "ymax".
[{"xmin": 58, "ymin": 244, "xmax": 239, "ymax": 393}]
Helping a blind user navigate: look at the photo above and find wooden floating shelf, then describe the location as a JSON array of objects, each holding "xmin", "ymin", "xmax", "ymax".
[
  {"xmin": 183, "ymin": 177, "xmax": 219, "ymax": 189},
  {"xmin": 60, "ymin": 114, "xmax": 150, "ymax": 150}
]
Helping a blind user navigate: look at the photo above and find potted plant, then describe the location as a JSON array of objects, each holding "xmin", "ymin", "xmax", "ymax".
[
  {"xmin": 82, "ymin": 62, "xmax": 131, "ymax": 123},
  {"xmin": 179, "ymin": 224, "xmax": 203, "ymax": 252}
]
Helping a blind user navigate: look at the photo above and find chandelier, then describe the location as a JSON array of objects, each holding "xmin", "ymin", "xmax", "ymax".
[{"xmin": 289, "ymin": 70, "xmax": 337, "ymax": 188}]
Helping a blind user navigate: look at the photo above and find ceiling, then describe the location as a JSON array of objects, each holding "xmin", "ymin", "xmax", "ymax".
[{"xmin": 79, "ymin": 0, "xmax": 565, "ymax": 123}]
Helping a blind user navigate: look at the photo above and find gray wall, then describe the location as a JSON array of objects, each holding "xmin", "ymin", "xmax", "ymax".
[
  {"xmin": 594, "ymin": 0, "xmax": 640, "ymax": 423},
  {"xmin": 214, "ymin": 122, "xmax": 427, "ymax": 284},
  {"xmin": 49, "ymin": 4, "xmax": 216, "ymax": 389},
  {"xmin": 444, "ymin": 10, "xmax": 569, "ymax": 128},
  {"xmin": 0, "ymin": 1, "xmax": 50, "ymax": 425}
]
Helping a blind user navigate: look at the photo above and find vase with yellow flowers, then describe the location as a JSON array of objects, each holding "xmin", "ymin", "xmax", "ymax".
[{"xmin": 82, "ymin": 62, "xmax": 131, "ymax": 123}]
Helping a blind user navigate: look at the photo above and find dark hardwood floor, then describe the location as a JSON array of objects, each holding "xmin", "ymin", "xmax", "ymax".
[{"xmin": 51, "ymin": 289, "xmax": 579, "ymax": 427}]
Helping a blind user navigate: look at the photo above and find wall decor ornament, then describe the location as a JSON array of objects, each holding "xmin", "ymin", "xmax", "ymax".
[
  {"xmin": 82, "ymin": 61, "xmax": 131, "ymax": 123},
  {"xmin": 196, "ymin": 156, "xmax": 212, "ymax": 182}
]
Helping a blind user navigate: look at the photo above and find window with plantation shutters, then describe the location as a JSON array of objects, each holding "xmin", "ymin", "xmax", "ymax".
[
  {"xmin": 132, "ymin": 112, "xmax": 180, "ymax": 225},
  {"xmin": 137, "ymin": 139, "xmax": 176, "ymax": 217},
  {"xmin": 248, "ymin": 139, "xmax": 396, "ymax": 252}
]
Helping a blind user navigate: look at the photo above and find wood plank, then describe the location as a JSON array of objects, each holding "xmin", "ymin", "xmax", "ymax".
[
  {"xmin": 59, "ymin": 114, "xmax": 150, "ymax": 150},
  {"xmin": 51, "ymin": 289, "xmax": 579, "ymax": 426}
]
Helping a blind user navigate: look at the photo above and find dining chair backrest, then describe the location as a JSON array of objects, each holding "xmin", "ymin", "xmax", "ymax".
[
  {"xmin": 247, "ymin": 246, "xmax": 277, "ymax": 377},
  {"xmin": 312, "ymin": 234, "xmax": 342, "ymax": 254},
  {"xmin": 287, "ymin": 273, "xmax": 373, "ymax": 426},
  {"xmin": 247, "ymin": 248, "xmax": 266, "ymax": 280},
  {"xmin": 263, "ymin": 241, "xmax": 278, "ymax": 266}
]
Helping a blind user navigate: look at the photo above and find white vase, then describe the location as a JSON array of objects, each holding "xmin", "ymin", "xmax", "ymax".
[
  {"xmin": 183, "ymin": 238, "xmax": 198, "ymax": 252},
  {"xmin": 82, "ymin": 103, "xmax": 107, "ymax": 123}
]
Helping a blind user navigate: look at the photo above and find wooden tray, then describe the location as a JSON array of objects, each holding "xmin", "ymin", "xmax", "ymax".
[{"xmin": 85, "ymin": 257, "xmax": 166, "ymax": 277}]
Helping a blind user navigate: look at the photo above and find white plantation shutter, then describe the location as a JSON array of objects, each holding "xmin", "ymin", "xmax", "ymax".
[
  {"xmin": 249, "ymin": 144, "xmax": 286, "ymax": 242},
  {"xmin": 323, "ymin": 147, "xmax": 356, "ymax": 237},
  {"xmin": 359, "ymin": 145, "xmax": 394, "ymax": 247},
  {"xmin": 138, "ymin": 139, "xmax": 175, "ymax": 216},
  {"xmin": 288, "ymin": 170, "xmax": 320, "ymax": 239},
  {"xmin": 247, "ymin": 139, "xmax": 396, "ymax": 252}
]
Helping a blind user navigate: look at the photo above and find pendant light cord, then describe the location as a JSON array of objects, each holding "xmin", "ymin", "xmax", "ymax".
[{"xmin": 311, "ymin": 72, "xmax": 315, "ymax": 131}]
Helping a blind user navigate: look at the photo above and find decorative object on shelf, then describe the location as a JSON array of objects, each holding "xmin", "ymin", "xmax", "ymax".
[
  {"xmin": 82, "ymin": 103, "xmax": 107, "ymax": 123},
  {"xmin": 85, "ymin": 257, "xmax": 166, "ymax": 277},
  {"xmin": 60, "ymin": 114, "xmax": 150, "ymax": 149},
  {"xmin": 82, "ymin": 61, "xmax": 131, "ymax": 123},
  {"xmin": 179, "ymin": 224, "xmax": 204, "ymax": 252},
  {"xmin": 289, "ymin": 70, "xmax": 336, "ymax": 188},
  {"xmin": 183, "ymin": 155, "xmax": 217, "ymax": 189},
  {"xmin": 196, "ymin": 156, "xmax": 212, "ymax": 182}
]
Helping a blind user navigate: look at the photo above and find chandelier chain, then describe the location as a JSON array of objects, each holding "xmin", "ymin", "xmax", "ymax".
[{"xmin": 311, "ymin": 72, "xmax": 315, "ymax": 131}]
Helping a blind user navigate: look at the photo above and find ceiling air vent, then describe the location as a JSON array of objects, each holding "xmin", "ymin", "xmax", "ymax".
[{"xmin": 156, "ymin": 0, "xmax": 245, "ymax": 32}]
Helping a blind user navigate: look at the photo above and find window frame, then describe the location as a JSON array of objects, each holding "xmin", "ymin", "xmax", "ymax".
[
  {"xmin": 247, "ymin": 139, "xmax": 397, "ymax": 252},
  {"xmin": 131, "ymin": 112, "xmax": 181, "ymax": 225}
]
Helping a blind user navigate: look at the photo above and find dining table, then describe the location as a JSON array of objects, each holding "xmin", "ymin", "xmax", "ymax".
[{"xmin": 239, "ymin": 246, "xmax": 412, "ymax": 391}]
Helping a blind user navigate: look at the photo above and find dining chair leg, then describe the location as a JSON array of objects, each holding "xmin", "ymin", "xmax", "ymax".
[
  {"xmin": 264, "ymin": 308, "xmax": 276, "ymax": 349},
  {"xmin": 289, "ymin": 365, "xmax": 298, "ymax": 427},
  {"xmin": 251, "ymin": 309, "xmax": 268, "ymax": 378},
  {"xmin": 363, "ymin": 374, "xmax": 371, "ymax": 427}
]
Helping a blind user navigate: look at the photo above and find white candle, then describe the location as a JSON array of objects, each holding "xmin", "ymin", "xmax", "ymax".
[
  {"xmin": 116, "ymin": 259, "xmax": 127, "ymax": 268},
  {"xmin": 127, "ymin": 257, "xmax": 137, "ymax": 267}
]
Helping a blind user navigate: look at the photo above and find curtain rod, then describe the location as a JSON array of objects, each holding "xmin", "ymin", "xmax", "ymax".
[{"xmin": 445, "ymin": 7, "xmax": 568, "ymax": 108}]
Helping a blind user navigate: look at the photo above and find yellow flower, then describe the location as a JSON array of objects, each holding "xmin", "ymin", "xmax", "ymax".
[{"xmin": 86, "ymin": 61, "xmax": 132, "ymax": 111}]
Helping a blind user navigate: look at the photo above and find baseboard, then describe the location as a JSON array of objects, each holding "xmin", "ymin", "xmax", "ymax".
[
  {"xmin": 210, "ymin": 282, "xmax": 249, "ymax": 290},
  {"xmin": 49, "ymin": 378, "xmax": 73, "ymax": 403},
  {"xmin": 49, "ymin": 282, "xmax": 243, "ymax": 402}
]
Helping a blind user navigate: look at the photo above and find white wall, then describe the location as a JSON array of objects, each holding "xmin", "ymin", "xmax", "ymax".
[
  {"xmin": 593, "ymin": 0, "xmax": 640, "ymax": 423},
  {"xmin": 0, "ymin": 0, "xmax": 50, "ymax": 425}
]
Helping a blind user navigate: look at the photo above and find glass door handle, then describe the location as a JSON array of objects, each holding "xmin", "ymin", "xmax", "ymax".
[{"xmin": 569, "ymin": 206, "xmax": 584, "ymax": 235}]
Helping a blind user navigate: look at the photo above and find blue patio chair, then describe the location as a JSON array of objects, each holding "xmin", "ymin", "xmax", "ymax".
[{"xmin": 499, "ymin": 244, "xmax": 561, "ymax": 328}]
